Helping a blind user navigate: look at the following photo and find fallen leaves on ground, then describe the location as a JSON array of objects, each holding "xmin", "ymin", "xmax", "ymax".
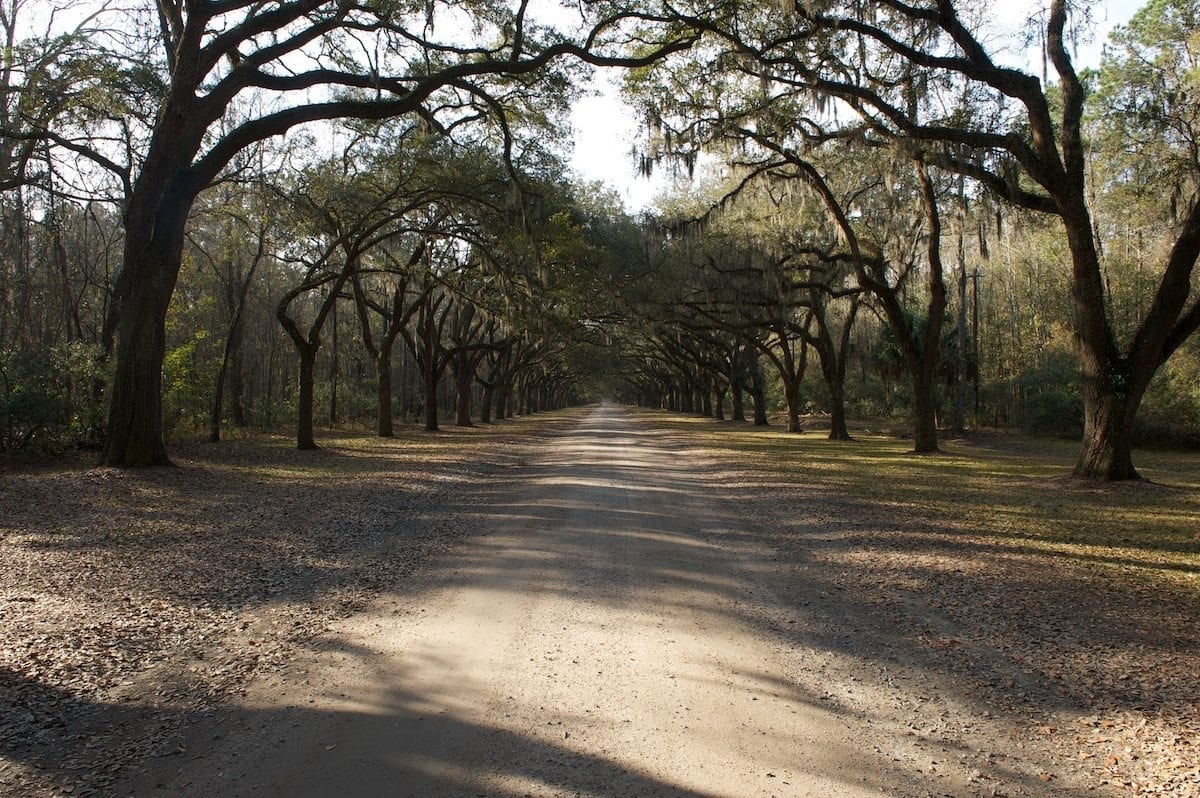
[{"xmin": 0, "ymin": 418, "xmax": 572, "ymax": 797}]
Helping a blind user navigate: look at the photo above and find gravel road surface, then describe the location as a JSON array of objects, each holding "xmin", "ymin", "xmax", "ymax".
[{"xmin": 120, "ymin": 405, "xmax": 1078, "ymax": 797}]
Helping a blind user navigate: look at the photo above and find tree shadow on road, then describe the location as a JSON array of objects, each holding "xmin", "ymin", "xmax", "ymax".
[{"xmin": 6, "ymin": 406, "xmax": 1193, "ymax": 795}]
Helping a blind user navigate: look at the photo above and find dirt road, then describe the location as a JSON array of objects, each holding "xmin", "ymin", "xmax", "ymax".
[{"xmin": 121, "ymin": 405, "xmax": 1072, "ymax": 797}]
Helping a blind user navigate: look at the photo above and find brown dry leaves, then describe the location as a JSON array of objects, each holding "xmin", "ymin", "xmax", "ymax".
[
  {"xmin": 0, "ymin": 419, "xmax": 563, "ymax": 797},
  {"xmin": 3, "ymin": 411, "xmax": 1197, "ymax": 796},
  {"xmin": 677, "ymin": 417, "xmax": 1200, "ymax": 797}
]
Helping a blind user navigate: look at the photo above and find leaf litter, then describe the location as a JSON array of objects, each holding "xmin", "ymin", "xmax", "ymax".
[{"xmin": 3, "ymin": 411, "xmax": 1198, "ymax": 797}]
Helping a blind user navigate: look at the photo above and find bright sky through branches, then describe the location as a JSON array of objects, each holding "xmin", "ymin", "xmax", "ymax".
[
  {"xmin": 568, "ymin": 0, "xmax": 1147, "ymax": 213},
  {"xmin": 22, "ymin": 0, "xmax": 1148, "ymax": 214}
]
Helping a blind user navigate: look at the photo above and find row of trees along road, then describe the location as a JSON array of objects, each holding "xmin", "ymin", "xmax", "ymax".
[
  {"xmin": 615, "ymin": 0, "xmax": 1200, "ymax": 479},
  {"xmin": 1, "ymin": 0, "xmax": 1198, "ymax": 480}
]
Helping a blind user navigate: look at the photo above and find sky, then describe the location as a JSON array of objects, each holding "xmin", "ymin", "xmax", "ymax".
[
  {"xmin": 25, "ymin": 0, "xmax": 1147, "ymax": 212},
  {"xmin": 567, "ymin": 0, "xmax": 1148, "ymax": 213}
]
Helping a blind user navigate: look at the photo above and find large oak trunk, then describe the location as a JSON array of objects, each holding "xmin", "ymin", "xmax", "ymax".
[
  {"xmin": 454, "ymin": 381, "xmax": 472, "ymax": 426},
  {"xmin": 453, "ymin": 355, "xmax": 474, "ymax": 427},
  {"xmin": 100, "ymin": 198, "xmax": 189, "ymax": 466},
  {"xmin": 495, "ymin": 383, "xmax": 508, "ymax": 420},
  {"xmin": 1062, "ymin": 210, "xmax": 1152, "ymax": 480},
  {"xmin": 1074, "ymin": 356, "xmax": 1148, "ymax": 480},
  {"xmin": 827, "ymin": 378, "xmax": 852, "ymax": 441},
  {"xmin": 910, "ymin": 369, "xmax": 939, "ymax": 454},
  {"xmin": 1076, "ymin": 390, "xmax": 1140, "ymax": 480},
  {"xmin": 102, "ymin": 280, "xmax": 172, "ymax": 465}
]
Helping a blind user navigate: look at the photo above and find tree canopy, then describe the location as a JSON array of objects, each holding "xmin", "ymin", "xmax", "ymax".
[{"xmin": 1, "ymin": 0, "xmax": 1198, "ymax": 481}]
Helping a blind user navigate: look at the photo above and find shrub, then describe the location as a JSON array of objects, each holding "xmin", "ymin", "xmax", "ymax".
[{"xmin": 0, "ymin": 343, "xmax": 110, "ymax": 454}]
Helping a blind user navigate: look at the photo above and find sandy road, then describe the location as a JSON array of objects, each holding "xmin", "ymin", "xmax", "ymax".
[{"xmin": 123, "ymin": 405, "xmax": 962, "ymax": 797}]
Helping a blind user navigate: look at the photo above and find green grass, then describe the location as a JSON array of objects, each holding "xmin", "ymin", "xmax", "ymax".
[{"xmin": 646, "ymin": 411, "xmax": 1200, "ymax": 599}]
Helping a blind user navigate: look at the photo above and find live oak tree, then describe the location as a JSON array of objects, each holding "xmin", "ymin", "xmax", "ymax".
[
  {"xmin": 340, "ymin": 133, "xmax": 517, "ymax": 437},
  {"xmin": 674, "ymin": 226, "xmax": 815, "ymax": 432},
  {"xmin": 625, "ymin": 29, "xmax": 949, "ymax": 449},
  {"xmin": 6, "ymin": 0, "xmax": 697, "ymax": 465},
  {"xmin": 799, "ymin": 150, "xmax": 950, "ymax": 453},
  {"xmin": 351, "ymin": 253, "xmax": 426, "ymax": 437},
  {"xmin": 657, "ymin": 0, "xmax": 1199, "ymax": 478},
  {"xmin": 273, "ymin": 147, "xmax": 457, "ymax": 448}
]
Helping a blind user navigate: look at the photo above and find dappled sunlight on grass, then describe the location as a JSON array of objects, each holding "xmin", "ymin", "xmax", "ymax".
[{"xmin": 638, "ymin": 412, "xmax": 1200, "ymax": 595}]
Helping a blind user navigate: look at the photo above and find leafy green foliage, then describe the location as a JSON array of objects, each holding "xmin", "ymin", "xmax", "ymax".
[
  {"xmin": 1096, "ymin": 0, "xmax": 1200, "ymax": 190},
  {"xmin": 0, "ymin": 343, "xmax": 109, "ymax": 454},
  {"xmin": 163, "ymin": 332, "xmax": 220, "ymax": 438}
]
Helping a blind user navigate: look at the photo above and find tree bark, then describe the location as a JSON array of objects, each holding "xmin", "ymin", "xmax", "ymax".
[
  {"xmin": 423, "ymin": 353, "xmax": 439, "ymax": 432},
  {"xmin": 910, "ymin": 368, "xmax": 939, "ymax": 453},
  {"xmin": 750, "ymin": 358, "xmax": 769, "ymax": 426},
  {"xmin": 1062, "ymin": 208, "xmax": 1154, "ymax": 480},
  {"xmin": 328, "ymin": 299, "xmax": 339, "ymax": 428},
  {"xmin": 783, "ymin": 379, "xmax": 802, "ymax": 433},
  {"xmin": 953, "ymin": 226, "xmax": 969, "ymax": 433},
  {"xmin": 376, "ymin": 340, "xmax": 394, "ymax": 437},
  {"xmin": 809, "ymin": 292, "xmax": 859, "ymax": 442},
  {"xmin": 228, "ymin": 342, "xmax": 246, "ymax": 427},
  {"xmin": 893, "ymin": 163, "xmax": 947, "ymax": 453},
  {"xmin": 296, "ymin": 345, "xmax": 318, "ymax": 450},
  {"xmin": 100, "ymin": 194, "xmax": 191, "ymax": 466},
  {"xmin": 827, "ymin": 377, "xmax": 852, "ymax": 440},
  {"xmin": 731, "ymin": 377, "xmax": 745, "ymax": 421},
  {"xmin": 1075, "ymin": 374, "xmax": 1145, "ymax": 480},
  {"xmin": 453, "ymin": 359, "xmax": 474, "ymax": 426},
  {"xmin": 480, "ymin": 385, "xmax": 494, "ymax": 423},
  {"xmin": 209, "ymin": 247, "xmax": 258, "ymax": 442}
]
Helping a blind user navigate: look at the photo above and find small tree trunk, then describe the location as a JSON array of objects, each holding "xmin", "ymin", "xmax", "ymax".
[
  {"xmin": 714, "ymin": 388, "xmax": 726, "ymax": 420},
  {"xmin": 827, "ymin": 378, "xmax": 852, "ymax": 441},
  {"xmin": 750, "ymin": 360, "xmax": 769, "ymax": 426},
  {"xmin": 423, "ymin": 361, "xmax": 439, "ymax": 432},
  {"xmin": 210, "ymin": 295, "xmax": 249, "ymax": 443},
  {"xmin": 784, "ymin": 378, "xmax": 802, "ymax": 433},
  {"xmin": 328, "ymin": 300, "xmax": 339, "ymax": 428},
  {"xmin": 228, "ymin": 343, "xmax": 246, "ymax": 427},
  {"xmin": 297, "ymin": 346, "xmax": 318, "ymax": 450},
  {"xmin": 953, "ymin": 229, "xmax": 969, "ymax": 432},
  {"xmin": 375, "ymin": 342, "xmax": 394, "ymax": 437},
  {"xmin": 209, "ymin": 356, "xmax": 229, "ymax": 444}
]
